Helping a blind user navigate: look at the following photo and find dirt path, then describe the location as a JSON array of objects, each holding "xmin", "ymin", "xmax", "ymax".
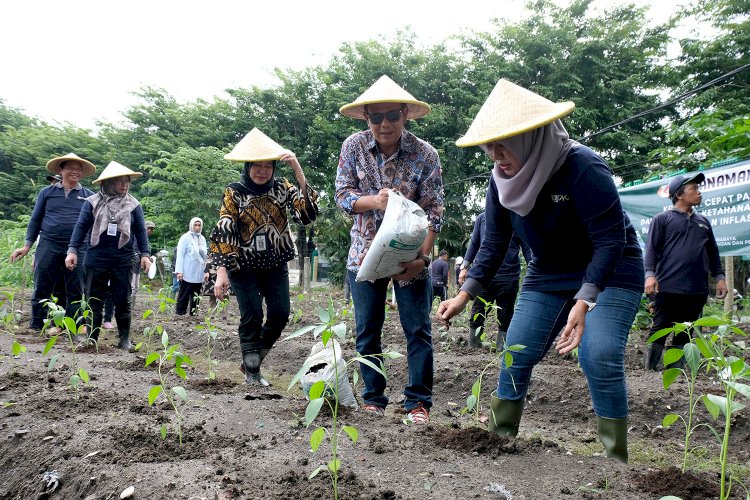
[{"xmin": 1, "ymin": 287, "xmax": 747, "ymax": 499}]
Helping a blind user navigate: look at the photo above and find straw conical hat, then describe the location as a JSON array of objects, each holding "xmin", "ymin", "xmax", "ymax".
[
  {"xmin": 456, "ymin": 79, "xmax": 575, "ymax": 147},
  {"xmin": 224, "ymin": 128, "xmax": 289, "ymax": 162},
  {"xmin": 92, "ymin": 161, "xmax": 143, "ymax": 185},
  {"xmin": 339, "ymin": 75, "xmax": 431, "ymax": 120},
  {"xmin": 46, "ymin": 153, "xmax": 96, "ymax": 177}
]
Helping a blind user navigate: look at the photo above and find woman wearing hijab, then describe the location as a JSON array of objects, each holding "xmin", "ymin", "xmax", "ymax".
[
  {"xmin": 438, "ymin": 80, "xmax": 644, "ymax": 462},
  {"xmin": 175, "ymin": 217, "xmax": 207, "ymax": 316},
  {"xmin": 210, "ymin": 128, "xmax": 318, "ymax": 386},
  {"xmin": 66, "ymin": 161, "xmax": 151, "ymax": 351}
]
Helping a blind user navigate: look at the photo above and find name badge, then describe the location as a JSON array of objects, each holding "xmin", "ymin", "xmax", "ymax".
[
  {"xmin": 107, "ymin": 223, "xmax": 118, "ymax": 236},
  {"xmin": 255, "ymin": 233, "xmax": 268, "ymax": 253}
]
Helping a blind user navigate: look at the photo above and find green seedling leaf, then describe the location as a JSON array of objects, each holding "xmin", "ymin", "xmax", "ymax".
[
  {"xmin": 327, "ymin": 459, "xmax": 340, "ymax": 473},
  {"xmin": 47, "ymin": 355, "xmax": 58, "ymax": 372},
  {"xmin": 208, "ymin": 370, "xmax": 216, "ymax": 381},
  {"xmin": 694, "ymin": 337, "xmax": 714, "ymax": 359},
  {"xmin": 693, "ymin": 316, "xmax": 726, "ymax": 327},
  {"xmin": 11, "ymin": 341, "xmax": 26, "ymax": 356},
  {"xmin": 465, "ymin": 394, "xmax": 477, "ymax": 412},
  {"xmin": 662, "ymin": 413, "xmax": 679, "ymax": 427},
  {"xmin": 319, "ymin": 307, "xmax": 331, "ymax": 324},
  {"xmin": 148, "ymin": 385, "xmax": 163, "ymax": 405},
  {"xmin": 172, "ymin": 386, "xmax": 188, "ymax": 401},
  {"xmin": 161, "ymin": 330, "xmax": 169, "ymax": 348},
  {"xmin": 356, "ymin": 356, "xmax": 386, "ymax": 376},
  {"xmin": 730, "ymin": 358, "xmax": 746, "ymax": 377},
  {"xmin": 647, "ymin": 327, "xmax": 675, "ymax": 343},
  {"xmin": 145, "ymin": 352, "xmax": 160, "ymax": 367},
  {"xmin": 662, "ymin": 368, "xmax": 681, "ymax": 389},
  {"xmin": 70, "ymin": 374, "xmax": 81, "ymax": 388},
  {"xmin": 283, "ymin": 324, "xmax": 318, "ymax": 341},
  {"xmin": 310, "ymin": 427, "xmax": 325, "ymax": 452},
  {"xmin": 504, "ymin": 351, "xmax": 514, "ymax": 369},
  {"xmin": 305, "ymin": 398, "xmax": 324, "ymax": 427},
  {"xmin": 309, "ymin": 465, "xmax": 325, "ymax": 479},
  {"xmin": 143, "ymin": 309, "xmax": 153, "ymax": 320},
  {"xmin": 63, "ymin": 316, "xmax": 76, "ymax": 334},
  {"xmin": 703, "ymin": 394, "xmax": 723, "ymax": 419},
  {"xmin": 309, "ymin": 380, "xmax": 326, "ymax": 400},
  {"xmin": 175, "ymin": 366, "xmax": 187, "ymax": 380},
  {"xmin": 381, "ymin": 351, "xmax": 404, "ymax": 360},
  {"xmin": 508, "ymin": 344, "xmax": 526, "ymax": 351},
  {"xmin": 78, "ymin": 368, "xmax": 89, "ymax": 384},
  {"xmin": 160, "ymin": 424, "xmax": 167, "ymax": 440},
  {"xmin": 471, "ymin": 379, "xmax": 481, "ymax": 398},
  {"xmin": 332, "ymin": 322, "xmax": 347, "ymax": 340},
  {"xmin": 663, "ymin": 348, "xmax": 684, "ymax": 367},
  {"xmin": 143, "ymin": 326, "xmax": 151, "ymax": 336},
  {"xmin": 726, "ymin": 382, "xmax": 750, "ymax": 400},
  {"xmin": 321, "ymin": 329, "xmax": 332, "ymax": 346},
  {"xmin": 683, "ymin": 343, "xmax": 700, "ymax": 373},
  {"xmin": 134, "ymin": 342, "xmax": 143, "ymax": 352},
  {"xmin": 342, "ymin": 425, "xmax": 358, "ymax": 444}
]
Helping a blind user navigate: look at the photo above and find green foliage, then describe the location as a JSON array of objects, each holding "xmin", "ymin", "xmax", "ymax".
[
  {"xmin": 284, "ymin": 298, "xmax": 401, "ymax": 500},
  {"xmin": 41, "ymin": 298, "xmax": 92, "ymax": 398},
  {"xmin": 653, "ymin": 316, "xmax": 749, "ymax": 499},
  {"xmin": 195, "ymin": 299, "xmax": 227, "ymax": 380},
  {"xmin": 145, "ymin": 330, "xmax": 193, "ymax": 446}
]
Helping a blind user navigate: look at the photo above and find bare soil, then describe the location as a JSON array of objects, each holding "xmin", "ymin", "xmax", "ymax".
[{"xmin": 1, "ymin": 286, "xmax": 748, "ymax": 499}]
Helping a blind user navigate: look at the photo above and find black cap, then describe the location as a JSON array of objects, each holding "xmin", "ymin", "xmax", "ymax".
[
  {"xmin": 668, "ymin": 172, "xmax": 705, "ymax": 198},
  {"xmin": 45, "ymin": 174, "xmax": 62, "ymax": 183}
]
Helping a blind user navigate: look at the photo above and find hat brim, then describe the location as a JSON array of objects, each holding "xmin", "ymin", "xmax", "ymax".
[
  {"xmin": 93, "ymin": 172, "xmax": 143, "ymax": 185},
  {"xmin": 46, "ymin": 156, "xmax": 96, "ymax": 177},
  {"xmin": 456, "ymin": 102, "xmax": 575, "ymax": 147},
  {"xmin": 223, "ymin": 153, "xmax": 285, "ymax": 163},
  {"xmin": 339, "ymin": 99, "xmax": 431, "ymax": 120}
]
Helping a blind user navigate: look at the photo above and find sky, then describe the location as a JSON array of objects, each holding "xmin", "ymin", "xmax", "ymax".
[{"xmin": 1, "ymin": 0, "xmax": 691, "ymax": 130}]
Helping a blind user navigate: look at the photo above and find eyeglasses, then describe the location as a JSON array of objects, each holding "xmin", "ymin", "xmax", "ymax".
[{"xmin": 365, "ymin": 109, "xmax": 404, "ymax": 125}]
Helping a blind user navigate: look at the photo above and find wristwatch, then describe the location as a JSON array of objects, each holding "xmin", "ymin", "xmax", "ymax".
[
  {"xmin": 460, "ymin": 260, "xmax": 471, "ymax": 270},
  {"xmin": 417, "ymin": 254, "xmax": 431, "ymax": 267},
  {"xmin": 582, "ymin": 300, "xmax": 596, "ymax": 312}
]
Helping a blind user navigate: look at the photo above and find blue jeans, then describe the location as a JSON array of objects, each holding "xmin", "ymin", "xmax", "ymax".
[
  {"xmin": 497, "ymin": 287, "xmax": 641, "ymax": 419},
  {"xmin": 230, "ymin": 265, "xmax": 290, "ymax": 353},
  {"xmin": 348, "ymin": 271, "xmax": 433, "ymax": 411}
]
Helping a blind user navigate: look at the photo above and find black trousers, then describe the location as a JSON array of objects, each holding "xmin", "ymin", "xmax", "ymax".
[
  {"xmin": 469, "ymin": 279, "xmax": 520, "ymax": 339},
  {"xmin": 649, "ymin": 292, "xmax": 707, "ymax": 348},
  {"xmin": 176, "ymin": 281, "xmax": 202, "ymax": 316},
  {"xmin": 31, "ymin": 238, "xmax": 86, "ymax": 329},
  {"xmin": 86, "ymin": 266, "xmax": 133, "ymax": 338}
]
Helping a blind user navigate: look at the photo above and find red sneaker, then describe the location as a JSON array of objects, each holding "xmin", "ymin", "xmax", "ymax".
[
  {"xmin": 362, "ymin": 404, "xmax": 385, "ymax": 416},
  {"xmin": 404, "ymin": 403, "xmax": 429, "ymax": 425}
]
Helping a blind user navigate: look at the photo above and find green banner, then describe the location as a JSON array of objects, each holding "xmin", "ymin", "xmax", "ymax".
[{"xmin": 619, "ymin": 158, "xmax": 750, "ymax": 256}]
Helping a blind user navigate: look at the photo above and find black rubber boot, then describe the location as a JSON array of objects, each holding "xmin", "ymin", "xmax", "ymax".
[
  {"xmin": 468, "ymin": 327, "xmax": 483, "ymax": 348},
  {"xmin": 117, "ymin": 330, "xmax": 134, "ymax": 352},
  {"xmin": 597, "ymin": 416, "xmax": 628, "ymax": 463},
  {"xmin": 644, "ymin": 344, "xmax": 663, "ymax": 371},
  {"xmin": 243, "ymin": 351, "xmax": 269, "ymax": 387},
  {"xmin": 488, "ymin": 392, "xmax": 524, "ymax": 436}
]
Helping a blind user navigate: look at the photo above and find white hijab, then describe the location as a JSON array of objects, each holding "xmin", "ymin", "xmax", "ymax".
[{"xmin": 487, "ymin": 120, "xmax": 577, "ymax": 216}]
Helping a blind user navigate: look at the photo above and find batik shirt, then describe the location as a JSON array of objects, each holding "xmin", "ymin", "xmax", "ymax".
[
  {"xmin": 209, "ymin": 178, "xmax": 318, "ymax": 271},
  {"xmin": 335, "ymin": 129, "xmax": 444, "ymax": 273}
]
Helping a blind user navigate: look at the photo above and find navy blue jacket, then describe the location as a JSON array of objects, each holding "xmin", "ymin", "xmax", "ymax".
[
  {"xmin": 68, "ymin": 201, "xmax": 150, "ymax": 270},
  {"xmin": 25, "ymin": 183, "xmax": 95, "ymax": 245},
  {"xmin": 644, "ymin": 208, "xmax": 724, "ymax": 294},
  {"xmin": 431, "ymin": 258, "xmax": 449, "ymax": 286},
  {"xmin": 464, "ymin": 145, "xmax": 643, "ymax": 302}
]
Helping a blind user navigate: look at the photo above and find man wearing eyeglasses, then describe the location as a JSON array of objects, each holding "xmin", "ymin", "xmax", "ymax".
[{"xmin": 335, "ymin": 75, "xmax": 444, "ymax": 425}]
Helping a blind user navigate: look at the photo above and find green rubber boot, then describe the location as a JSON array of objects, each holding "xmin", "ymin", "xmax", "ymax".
[
  {"xmin": 597, "ymin": 416, "xmax": 628, "ymax": 463},
  {"xmin": 488, "ymin": 392, "xmax": 524, "ymax": 436}
]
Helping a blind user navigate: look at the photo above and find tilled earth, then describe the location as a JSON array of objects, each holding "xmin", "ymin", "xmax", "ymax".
[{"xmin": 1, "ymin": 286, "xmax": 748, "ymax": 499}]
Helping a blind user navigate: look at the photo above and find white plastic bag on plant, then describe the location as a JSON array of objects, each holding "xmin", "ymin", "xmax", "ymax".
[
  {"xmin": 300, "ymin": 339, "xmax": 358, "ymax": 408},
  {"xmin": 356, "ymin": 190, "xmax": 428, "ymax": 282}
]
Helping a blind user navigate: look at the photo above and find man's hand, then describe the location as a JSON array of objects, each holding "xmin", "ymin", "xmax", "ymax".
[
  {"xmin": 10, "ymin": 245, "xmax": 30, "ymax": 263},
  {"xmin": 64, "ymin": 253, "xmax": 77, "ymax": 271},
  {"xmin": 372, "ymin": 188, "xmax": 390, "ymax": 211},
  {"xmin": 458, "ymin": 268, "xmax": 468, "ymax": 285},
  {"xmin": 716, "ymin": 279, "xmax": 728, "ymax": 299},
  {"xmin": 392, "ymin": 258, "xmax": 425, "ymax": 282},
  {"xmin": 437, "ymin": 292, "xmax": 471, "ymax": 329},
  {"xmin": 176, "ymin": 272, "xmax": 184, "ymax": 281},
  {"xmin": 140, "ymin": 256, "xmax": 151, "ymax": 272},
  {"xmin": 644, "ymin": 276, "xmax": 658, "ymax": 295}
]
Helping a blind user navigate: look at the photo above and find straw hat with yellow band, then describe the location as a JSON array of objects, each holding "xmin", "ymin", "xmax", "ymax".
[
  {"xmin": 224, "ymin": 128, "xmax": 289, "ymax": 163},
  {"xmin": 456, "ymin": 79, "xmax": 575, "ymax": 148},
  {"xmin": 339, "ymin": 75, "xmax": 431, "ymax": 120},
  {"xmin": 46, "ymin": 153, "xmax": 96, "ymax": 177},
  {"xmin": 92, "ymin": 161, "xmax": 143, "ymax": 185}
]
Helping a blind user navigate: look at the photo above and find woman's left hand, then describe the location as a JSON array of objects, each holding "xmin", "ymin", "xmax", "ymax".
[
  {"xmin": 392, "ymin": 258, "xmax": 425, "ymax": 282},
  {"xmin": 556, "ymin": 300, "xmax": 589, "ymax": 354}
]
